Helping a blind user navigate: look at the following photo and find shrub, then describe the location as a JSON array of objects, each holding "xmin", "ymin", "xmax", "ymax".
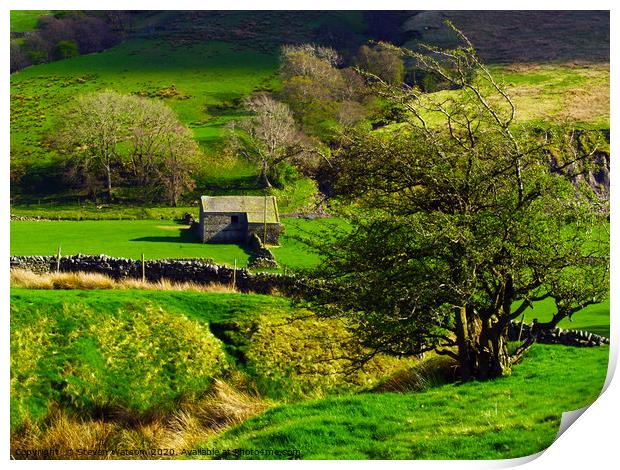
[{"xmin": 54, "ymin": 40, "xmax": 79, "ymax": 60}]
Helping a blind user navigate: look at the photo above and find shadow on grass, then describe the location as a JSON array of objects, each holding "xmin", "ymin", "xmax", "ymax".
[{"xmin": 130, "ymin": 228, "xmax": 199, "ymax": 244}]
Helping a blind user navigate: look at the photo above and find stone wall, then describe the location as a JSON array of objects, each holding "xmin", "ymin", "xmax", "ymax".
[
  {"xmin": 10, "ymin": 255, "xmax": 305, "ymax": 296},
  {"xmin": 247, "ymin": 222, "xmax": 282, "ymax": 245},
  {"xmin": 9, "ymin": 255, "xmax": 609, "ymax": 348},
  {"xmin": 246, "ymin": 232, "xmax": 278, "ymax": 269},
  {"xmin": 508, "ymin": 320, "xmax": 609, "ymax": 347}
]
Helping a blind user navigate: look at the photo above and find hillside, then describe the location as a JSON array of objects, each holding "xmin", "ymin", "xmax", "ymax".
[
  {"xmin": 10, "ymin": 287, "xmax": 610, "ymax": 458},
  {"xmin": 402, "ymin": 10, "xmax": 610, "ymax": 63},
  {"xmin": 10, "ymin": 10, "xmax": 610, "ymax": 205},
  {"xmin": 205, "ymin": 344, "xmax": 607, "ymax": 459}
]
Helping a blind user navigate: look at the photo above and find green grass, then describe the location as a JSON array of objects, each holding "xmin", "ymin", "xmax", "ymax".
[
  {"xmin": 10, "ymin": 217, "xmax": 345, "ymax": 269},
  {"xmin": 10, "ymin": 10, "xmax": 51, "ymax": 32},
  {"xmin": 521, "ymin": 298, "xmax": 610, "ymax": 338},
  {"xmin": 415, "ymin": 64, "xmax": 609, "ymax": 129},
  {"xmin": 10, "ymin": 38, "xmax": 279, "ymax": 195},
  {"xmin": 10, "ymin": 220, "xmax": 252, "ymax": 266},
  {"xmin": 273, "ymin": 217, "xmax": 350, "ymax": 271},
  {"xmin": 10, "ymin": 286, "xmax": 610, "ymax": 457},
  {"xmin": 202, "ymin": 343, "xmax": 609, "ymax": 459},
  {"xmin": 10, "ymin": 287, "xmax": 292, "ymax": 333},
  {"xmin": 10, "ymin": 288, "xmax": 292, "ymax": 430},
  {"xmin": 10, "ymin": 203, "xmax": 199, "ymax": 221},
  {"xmin": 11, "ymin": 39, "xmax": 277, "ymax": 153}
]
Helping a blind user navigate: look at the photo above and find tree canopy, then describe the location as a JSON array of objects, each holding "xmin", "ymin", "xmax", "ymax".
[{"xmin": 307, "ymin": 24, "xmax": 610, "ymax": 380}]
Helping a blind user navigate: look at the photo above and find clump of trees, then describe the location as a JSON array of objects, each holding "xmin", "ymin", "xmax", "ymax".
[
  {"xmin": 279, "ymin": 44, "xmax": 370, "ymax": 137},
  {"xmin": 354, "ymin": 44, "xmax": 404, "ymax": 85},
  {"xmin": 306, "ymin": 24, "xmax": 609, "ymax": 380},
  {"xmin": 55, "ymin": 90, "xmax": 198, "ymax": 205},
  {"xmin": 11, "ymin": 12, "xmax": 120, "ymax": 72}
]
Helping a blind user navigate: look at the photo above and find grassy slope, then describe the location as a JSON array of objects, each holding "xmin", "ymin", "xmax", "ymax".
[
  {"xmin": 10, "ymin": 219, "xmax": 252, "ymax": 266},
  {"xmin": 414, "ymin": 63, "xmax": 610, "ymax": 130},
  {"xmin": 11, "ymin": 39, "xmax": 277, "ymax": 159},
  {"xmin": 203, "ymin": 344, "xmax": 608, "ymax": 459},
  {"xmin": 10, "ymin": 288, "xmax": 292, "ymax": 430},
  {"xmin": 523, "ymin": 298, "xmax": 610, "ymax": 338},
  {"xmin": 10, "ymin": 36, "xmax": 321, "ymax": 211},
  {"xmin": 492, "ymin": 63, "xmax": 610, "ymax": 127},
  {"xmin": 10, "ymin": 287, "xmax": 610, "ymax": 458},
  {"xmin": 10, "ymin": 11, "xmax": 51, "ymax": 32},
  {"xmin": 10, "ymin": 287, "xmax": 291, "ymax": 329}
]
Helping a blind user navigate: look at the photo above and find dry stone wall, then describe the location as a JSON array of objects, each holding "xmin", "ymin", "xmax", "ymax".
[
  {"xmin": 508, "ymin": 320, "xmax": 609, "ymax": 347},
  {"xmin": 10, "ymin": 255, "xmax": 304, "ymax": 295}
]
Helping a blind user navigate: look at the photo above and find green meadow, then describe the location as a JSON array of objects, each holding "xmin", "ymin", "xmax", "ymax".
[
  {"xmin": 11, "ymin": 39, "xmax": 278, "ymax": 155},
  {"xmin": 10, "ymin": 288, "xmax": 609, "ymax": 459},
  {"xmin": 10, "ymin": 217, "xmax": 345, "ymax": 269},
  {"xmin": 9, "ymin": 10, "xmax": 610, "ymax": 461},
  {"xmin": 205, "ymin": 344, "xmax": 607, "ymax": 460},
  {"xmin": 10, "ymin": 219, "xmax": 252, "ymax": 266},
  {"xmin": 10, "ymin": 10, "xmax": 51, "ymax": 32}
]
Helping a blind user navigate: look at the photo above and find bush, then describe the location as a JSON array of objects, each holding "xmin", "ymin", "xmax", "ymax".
[
  {"xmin": 268, "ymin": 161, "xmax": 299, "ymax": 189},
  {"xmin": 54, "ymin": 40, "xmax": 79, "ymax": 60}
]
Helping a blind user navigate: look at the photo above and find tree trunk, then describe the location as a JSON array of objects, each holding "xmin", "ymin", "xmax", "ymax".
[
  {"xmin": 455, "ymin": 305, "xmax": 474, "ymax": 380},
  {"xmin": 259, "ymin": 160, "xmax": 272, "ymax": 188},
  {"xmin": 455, "ymin": 305, "xmax": 512, "ymax": 380},
  {"xmin": 105, "ymin": 167, "xmax": 113, "ymax": 202}
]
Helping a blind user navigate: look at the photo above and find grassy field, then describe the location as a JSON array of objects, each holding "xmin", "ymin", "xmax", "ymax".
[
  {"xmin": 492, "ymin": 63, "xmax": 610, "ymax": 127},
  {"xmin": 522, "ymin": 298, "xmax": 610, "ymax": 338},
  {"xmin": 10, "ymin": 220, "xmax": 252, "ymax": 266},
  {"xmin": 10, "ymin": 10, "xmax": 51, "ymax": 32},
  {"xmin": 10, "ymin": 38, "xmax": 280, "ymax": 199},
  {"xmin": 10, "ymin": 216, "xmax": 345, "ymax": 269},
  {"xmin": 10, "ymin": 284, "xmax": 610, "ymax": 459},
  {"xmin": 10, "ymin": 288, "xmax": 294, "ymax": 432},
  {"xmin": 201, "ymin": 343, "xmax": 608, "ymax": 459}
]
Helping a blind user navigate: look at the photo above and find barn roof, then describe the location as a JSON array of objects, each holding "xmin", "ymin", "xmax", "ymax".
[{"xmin": 200, "ymin": 195, "xmax": 280, "ymax": 224}]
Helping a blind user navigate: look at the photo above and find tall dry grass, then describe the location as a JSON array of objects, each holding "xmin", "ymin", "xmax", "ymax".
[
  {"xmin": 11, "ymin": 380, "xmax": 270, "ymax": 460},
  {"xmin": 10, "ymin": 269, "xmax": 238, "ymax": 293},
  {"xmin": 373, "ymin": 355, "xmax": 459, "ymax": 393}
]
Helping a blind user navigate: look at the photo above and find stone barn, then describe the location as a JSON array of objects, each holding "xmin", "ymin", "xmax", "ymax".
[{"xmin": 198, "ymin": 195, "xmax": 282, "ymax": 245}]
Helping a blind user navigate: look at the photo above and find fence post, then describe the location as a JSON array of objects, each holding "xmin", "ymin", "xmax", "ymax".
[
  {"xmin": 263, "ymin": 194, "xmax": 268, "ymax": 244},
  {"xmin": 233, "ymin": 259, "xmax": 237, "ymax": 289},
  {"xmin": 517, "ymin": 313, "xmax": 525, "ymax": 343},
  {"xmin": 56, "ymin": 244, "xmax": 61, "ymax": 272},
  {"xmin": 141, "ymin": 253, "xmax": 146, "ymax": 282}
]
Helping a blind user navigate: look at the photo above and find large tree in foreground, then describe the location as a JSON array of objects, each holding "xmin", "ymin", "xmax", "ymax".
[{"xmin": 308, "ymin": 24, "xmax": 609, "ymax": 380}]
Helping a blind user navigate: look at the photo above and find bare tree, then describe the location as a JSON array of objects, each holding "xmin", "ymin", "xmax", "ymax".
[
  {"xmin": 355, "ymin": 44, "xmax": 405, "ymax": 85},
  {"xmin": 56, "ymin": 91, "xmax": 131, "ymax": 201},
  {"xmin": 155, "ymin": 125, "xmax": 198, "ymax": 206},
  {"xmin": 230, "ymin": 93, "xmax": 307, "ymax": 188},
  {"xmin": 56, "ymin": 91, "xmax": 198, "ymax": 204}
]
